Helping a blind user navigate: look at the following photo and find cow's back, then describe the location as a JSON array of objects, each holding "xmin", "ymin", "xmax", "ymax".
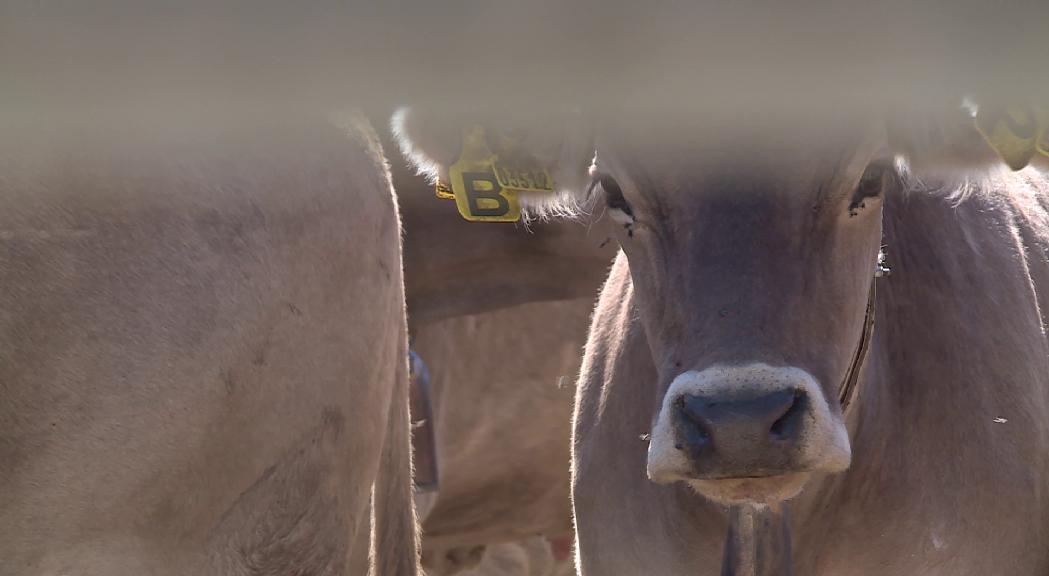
[{"xmin": 0, "ymin": 111, "xmax": 417, "ymax": 575}]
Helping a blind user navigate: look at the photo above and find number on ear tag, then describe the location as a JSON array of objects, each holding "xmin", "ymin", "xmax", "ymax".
[
  {"xmin": 448, "ymin": 126, "xmax": 522, "ymax": 222},
  {"xmin": 493, "ymin": 161, "xmax": 554, "ymax": 195},
  {"xmin": 975, "ymin": 104, "xmax": 1039, "ymax": 170}
]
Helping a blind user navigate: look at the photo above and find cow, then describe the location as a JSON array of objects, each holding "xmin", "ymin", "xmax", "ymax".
[
  {"xmin": 384, "ymin": 124, "xmax": 614, "ymax": 574},
  {"xmin": 0, "ymin": 110, "xmax": 419, "ymax": 575},
  {"xmin": 395, "ymin": 106, "xmax": 1049, "ymax": 575},
  {"xmin": 409, "ymin": 298, "xmax": 593, "ymax": 575}
]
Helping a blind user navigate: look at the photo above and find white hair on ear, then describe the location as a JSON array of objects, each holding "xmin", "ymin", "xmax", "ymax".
[
  {"xmin": 893, "ymin": 154, "xmax": 967, "ymax": 204},
  {"xmin": 519, "ymin": 189, "xmax": 596, "ymax": 223},
  {"xmin": 518, "ymin": 133, "xmax": 599, "ymax": 222},
  {"xmin": 390, "ymin": 107, "xmax": 442, "ymax": 184}
]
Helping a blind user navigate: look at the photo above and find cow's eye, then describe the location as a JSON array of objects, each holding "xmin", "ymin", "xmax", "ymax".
[
  {"xmin": 848, "ymin": 162, "xmax": 889, "ymax": 216},
  {"xmin": 591, "ymin": 174, "xmax": 635, "ymax": 227}
]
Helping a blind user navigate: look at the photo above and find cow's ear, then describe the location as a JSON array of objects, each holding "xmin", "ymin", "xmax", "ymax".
[
  {"xmin": 391, "ymin": 107, "xmax": 464, "ymax": 185},
  {"xmin": 888, "ymin": 104, "xmax": 1049, "ymax": 176},
  {"xmin": 391, "ymin": 107, "xmax": 595, "ymax": 212}
]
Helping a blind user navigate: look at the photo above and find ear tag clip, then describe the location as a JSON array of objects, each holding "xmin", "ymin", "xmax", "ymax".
[
  {"xmin": 447, "ymin": 126, "xmax": 522, "ymax": 222},
  {"xmin": 434, "ymin": 179, "xmax": 455, "ymax": 199}
]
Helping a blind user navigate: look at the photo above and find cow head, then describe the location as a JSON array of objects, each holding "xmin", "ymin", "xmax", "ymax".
[
  {"xmin": 394, "ymin": 106, "xmax": 1012, "ymax": 505},
  {"xmin": 582, "ymin": 118, "xmax": 893, "ymax": 504}
]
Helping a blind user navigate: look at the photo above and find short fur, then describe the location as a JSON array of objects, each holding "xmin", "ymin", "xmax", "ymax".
[{"xmin": 0, "ymin": 111, "xmax": 420, "ymax": 575}]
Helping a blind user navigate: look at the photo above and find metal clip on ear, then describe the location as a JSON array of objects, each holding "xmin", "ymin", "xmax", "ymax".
[{"xmin": 874, "ymin": 249, "xmax": 891, "ymax": 278}]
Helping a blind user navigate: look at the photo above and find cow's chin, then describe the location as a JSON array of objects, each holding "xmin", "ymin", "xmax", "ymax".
[{"xmin": 686, "ymin": 473, "xmax": 810, "ymax": 505}]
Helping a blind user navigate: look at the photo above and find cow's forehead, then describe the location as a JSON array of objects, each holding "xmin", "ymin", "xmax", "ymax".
[
  {"xmin": 596, "ymin": 112, "xmax": 879, "ymax": 145},
  {"xmin": 594, "ymin": 143, "xmax": 877, "ymax": 193},
  {"xmin": 592, "ymin": 118, "xmax": 882, "ymax": 178}
]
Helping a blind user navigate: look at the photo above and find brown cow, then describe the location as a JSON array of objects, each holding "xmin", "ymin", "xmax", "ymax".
[
  {"xmin": 410, "ymin": 299, "xmax": 593, "ymax": 574},
  {"xmin": 0, "ymin": 110, "xmax": 419, "ymax": 575},
  {"xmin": 395, "ymin": 107, "xmax": 1049, "ymax": 575},
  {"xmin": 387, "ymin": 122, "xmax": 613, "ymax": 574}
]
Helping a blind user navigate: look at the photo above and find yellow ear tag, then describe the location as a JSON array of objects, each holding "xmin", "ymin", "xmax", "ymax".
[
  {"xmin": 974, "ymin": 104, "xmax": 1039, "ymax": 171},
  {"xmin": 448, "ymin": 126, "xmax": 522, "ymax": 222},
  {"xmin": 1035, "ymin": 106, "xmax": 1049, "ymax": 160}
]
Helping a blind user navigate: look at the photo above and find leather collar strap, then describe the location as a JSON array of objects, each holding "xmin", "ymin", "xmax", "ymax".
[{"xmin": 838, "ymin": 278, "xmax": 877, "ymax": 413}]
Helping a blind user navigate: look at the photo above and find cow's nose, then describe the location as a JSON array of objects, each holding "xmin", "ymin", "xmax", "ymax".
[{"xmin": 673, "ymin": 388, "xmax": 806, "ymax": 475}]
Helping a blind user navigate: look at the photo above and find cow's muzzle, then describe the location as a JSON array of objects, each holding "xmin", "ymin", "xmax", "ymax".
[
  {"xmin": 674, "ymin": 387, "xmax": 807, "ymax": 476},
  {"xmin": 647, "ymin": 364, "xmax": 851, "ymax": 503}
]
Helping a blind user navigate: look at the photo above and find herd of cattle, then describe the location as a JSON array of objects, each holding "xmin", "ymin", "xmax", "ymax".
[{"xmin": 3, "ymin": 105, "xmax": 1049, "ymax": 576}]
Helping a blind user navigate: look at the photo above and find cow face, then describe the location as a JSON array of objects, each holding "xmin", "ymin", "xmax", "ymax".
[
  {"xmin": 394, "ymin": 108, "xmax": 984, "ymax": 505},
  {"xmin": 587, "ymin": 120, "xmax": 888, "ymax": 503}
]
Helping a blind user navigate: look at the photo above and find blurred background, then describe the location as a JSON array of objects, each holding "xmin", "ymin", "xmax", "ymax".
[{"xmin": 3, "ymin": 0, "xmax": 1048, "ymax": 120}]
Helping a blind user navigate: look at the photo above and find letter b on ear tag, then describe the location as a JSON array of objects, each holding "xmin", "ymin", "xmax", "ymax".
[
  {"xmin": 461, "ymin": 171, "xmax": 515, "ymax": 218},
  {"xmin": 448, "ymin": 127, "xmax": 521, "ymax": 222},
  {"xmin": 449, "ymin": 165, "xmax": 521, "ymax": 222}
]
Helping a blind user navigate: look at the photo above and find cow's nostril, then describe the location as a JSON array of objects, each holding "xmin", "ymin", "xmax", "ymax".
[
  {"xmin": 769, "ymin": 390, "xmax": 807, "ymax": 441},
  {"xmin": 675, "ymin": 396, "xmax": 712, "ymax": 449}
]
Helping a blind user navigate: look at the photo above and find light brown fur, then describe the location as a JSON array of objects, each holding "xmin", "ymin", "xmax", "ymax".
[
  {"xmin": 458, "ymin": 537, "xmax": 574, "ymax": 576},
  {"xmin": 410, "ymin": 299, "xmax": 593, "ymax": 571},
  {"xmin": 0, "ymin": 110, "xmax": 420, "ymax": 575}
]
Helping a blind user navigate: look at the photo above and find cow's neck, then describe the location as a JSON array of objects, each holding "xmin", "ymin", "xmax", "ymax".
[
  {"xmin": 720, "ymin": 504, "xmax": 792, "ymax": 576},
  {"xmin": 787, "ymin": 181, "xmax": 1049, "ymax": 571}
]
